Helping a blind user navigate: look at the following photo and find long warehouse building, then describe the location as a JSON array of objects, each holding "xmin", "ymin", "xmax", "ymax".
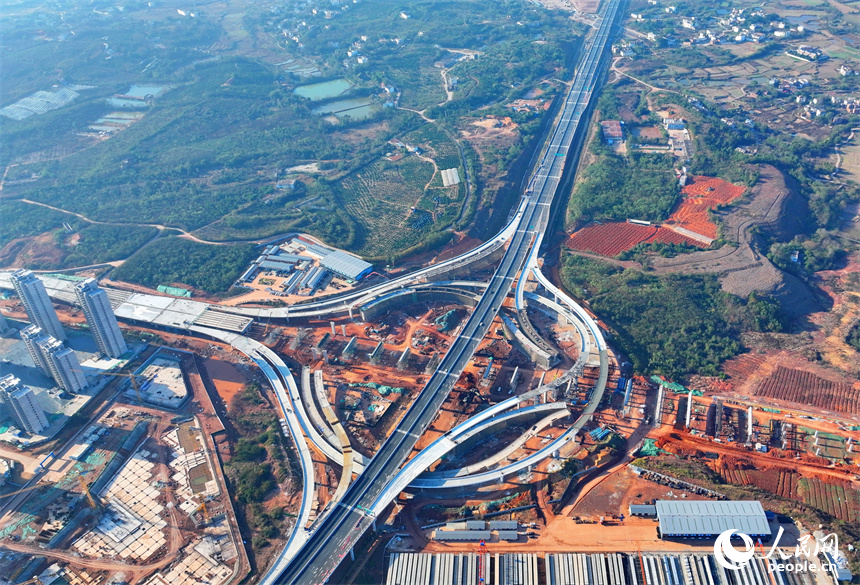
[{"xmin": 655, "ymin": 500, "xmax": 771, "ymax": 539}]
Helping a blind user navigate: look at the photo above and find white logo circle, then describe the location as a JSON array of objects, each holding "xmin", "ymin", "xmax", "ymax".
[{"xmin": 714, "ymin": 529, "xmax": 755, "ymax": 570}]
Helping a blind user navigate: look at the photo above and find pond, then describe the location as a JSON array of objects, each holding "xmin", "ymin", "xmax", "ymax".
[
  {"xmin": 312, "ymin": 97, "xmax": 378, "ymax": 120},
  {"xmin": 105, "ymin": 97, "xmax": 149, "ymax": 109},
  {"xmin": 293, "ymin": 78, "xmax": 352, "ymax": 101},
  {"xmin": 124, "ymin": 85, "xmax": 169, "ymax": 98}
]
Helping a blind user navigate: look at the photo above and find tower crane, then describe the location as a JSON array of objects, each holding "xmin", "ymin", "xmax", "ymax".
[
  {"xmin": 0, "ymin": 481, "xmax": 47, "ymax": 502},
  {"xmin": 100, "ymin": 371, "xmax": 144, "ymax": 402},
  {"xmin": 14, "ymin": 574, "xmax": 53, "ymax": 585},
  {"xmin": 194, "ymin": 497, "xmax": 210, "ymax": 526},
  {"xmin": 77, "ymin": 474, "xmax": 101, "ymax": 510}
]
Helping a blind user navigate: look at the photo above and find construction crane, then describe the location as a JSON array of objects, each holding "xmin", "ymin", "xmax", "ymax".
[
  {"xmin": 194, "ymin": 497, "xmax": 210, "ymax": 526},
  {"xmin": 14, "ymin": 575, "xmax": 51, "ymax": 585},
  {"xmin": 77, "ymin": 474, "xmax": 100, "ymax": 510},
  {"xmin": 100, "ymin": 371, "xmax": 143, "ymax": 402}
]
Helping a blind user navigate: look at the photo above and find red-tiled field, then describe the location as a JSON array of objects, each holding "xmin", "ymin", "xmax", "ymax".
[
  {"xmin": 665, "ymin": 176, "xmax": 746, "ymax": 240},
  {"xmin": 649, "ymin": 229, "xmax": 703, "ymax": 246},
  {"xmin": 566, "ymin": 222, "xmax": 703, "ymax": 256}
]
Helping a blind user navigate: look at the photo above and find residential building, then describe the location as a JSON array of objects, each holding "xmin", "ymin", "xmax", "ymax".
[
  {"xmin": 20, "ymin": 325, "xmax": 52, "ymax": 375},
  {"xmin": 0, "ymin": 374, "xmax": 49, "ymax": 434},
  {"xmin": 10, "ymin": 269, "xmax": 65, "ymax": 341},
  {"xmin": 74, "ymin": 278, "xmax": 127, "ymax": 358},
  {"xmin": 0, "ymin": 312, "xmax": 10, "ymax": 336},
  {"xmin": 38, "ymin": 336, "xmax": 88, "ymax": 393}
]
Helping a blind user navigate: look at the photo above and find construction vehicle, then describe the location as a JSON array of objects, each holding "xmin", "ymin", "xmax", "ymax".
[{"xmin": 100, "ymin": 371, "xmax": 144, "ymax": 402}]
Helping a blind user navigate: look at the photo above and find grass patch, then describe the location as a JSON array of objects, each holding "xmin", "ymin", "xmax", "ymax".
[{"xmin": 224, "ymin": 383, "xmax": 295, "ymax": 553}]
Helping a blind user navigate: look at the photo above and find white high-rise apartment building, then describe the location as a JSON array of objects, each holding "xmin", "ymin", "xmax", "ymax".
[
  {"xmin": 37, "ymin": 337, "xmax": 88, "ymax": 393},
  {"xmin": 20, "ymin": 325, "xmax": 52, "ymax": 375},
  {"xmin": 0, "ymin": 374, "xmax": 49, "ymax": 434},
  {"xmin": 74, "ymin": 278, "xmax": 127, "ymax": 358},
  {"xmin": 0, "ymin": 311, "xmax": 11, "ymax": 336},
  {"xmin": 10, "ymin": 269, "xmax": 65, "ymax": 341}
]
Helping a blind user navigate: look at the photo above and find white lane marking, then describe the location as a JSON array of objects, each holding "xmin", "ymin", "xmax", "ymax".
[{"xmin": 395, "ymin": 429, "xmax": 421, "ymax": 438}]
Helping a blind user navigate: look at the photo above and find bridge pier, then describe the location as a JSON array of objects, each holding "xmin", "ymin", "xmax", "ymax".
[
  {"xmin": 685, "ymin": 389, "xmax": 692, "ymax": 428},
  {"xmin": 369, "ymin": 341, "xmax": 384, "ymax": 365}
]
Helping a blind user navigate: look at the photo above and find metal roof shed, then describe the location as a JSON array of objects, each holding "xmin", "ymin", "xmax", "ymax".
[
  {"xmin": 655, "ymin": 500, "xmax": 770, "ymax": 538},
  {"xmin": 629, "ymin": 504, "xmax": 657, "ymax": 516},
  {"xmin": 320, "ymin": 250, "xmax": 373, "ymax": 281}
]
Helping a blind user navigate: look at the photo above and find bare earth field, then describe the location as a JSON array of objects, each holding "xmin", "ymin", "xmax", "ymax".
[
  {"xmin": 204, "ymin": 357, "xmax": 249, "ymax": 408},
  {"xmin": 650, "ymin": 165, "xmax": 819, "ymax": 319}
]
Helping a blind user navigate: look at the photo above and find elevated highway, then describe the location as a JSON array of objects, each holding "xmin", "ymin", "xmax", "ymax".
[
  {"xmin": 0, "ymin": 2, "xmax": 620, "ymax": 581},
  {"xmin": 271, "ymin": 2, "xmax": 621, "ymax": 582},
  {"xmin": 219, "ymin": 206, "xmax": 524, "ymax": 320}
]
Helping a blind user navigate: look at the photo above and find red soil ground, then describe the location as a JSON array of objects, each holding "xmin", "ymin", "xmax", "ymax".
[
  {"xmin": 565, "ymin": 222, "xmax": 703, "ymax": 257},
  {"xmin": 665, "ymin": 175, "xmax": 746, "ymax": 240},
  {"xmin": 203, "ymin": 358, "xmax": 247, "ymax": 408}
]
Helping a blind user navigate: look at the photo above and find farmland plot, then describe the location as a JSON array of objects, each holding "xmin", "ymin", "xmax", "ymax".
[
  {"xmin": 797, "ymin": 477, "xmax": 859, "ymax": 522},
  {"xmin": 405, "ymin": 125, "xmax": 463, "ymax": 171},
  {"xmin": 717, "ymin": 464, "xmax": 857, "ymax": 521},
  {"xmin": 336, "ymin": 157, "xmax": 460, "ymax": 258},
  {"xmin": 754, "ymin": 366, "xmax": 860, "ymax": 415},
  {"xmin": 565, "ymin": 221, "xmax": 704, "ymax": 256},
  {"xmin": 775, "ymin": 470, "xmax": 799, "ymax": 499}
]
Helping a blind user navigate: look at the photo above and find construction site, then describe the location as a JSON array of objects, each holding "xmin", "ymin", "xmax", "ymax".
[
  {"xmin": 224, "ymin": 234, "xmax": 376, "ymax": 307},
  {"xmin": 199, "ymin": 273, "xmax": 855, "ymax": 585},
  {"xmin": 0, "ymin": 260, "xmax": 857, "ymax": 585},
  {"xmin": 0, "ymin": 336, "xmax": 246, "ymax": 585}
]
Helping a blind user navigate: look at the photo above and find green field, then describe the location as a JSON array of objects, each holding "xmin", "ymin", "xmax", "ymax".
[
  {"xmin": 336, "ymin": 156, "xmax": 459, "ymax": 259},
  {"xmin": 1, "ymin": 0, "xmax": 580, "ymax": 289}
]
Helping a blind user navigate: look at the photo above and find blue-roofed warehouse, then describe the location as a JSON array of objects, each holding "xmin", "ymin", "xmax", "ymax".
[{"xmin": 320, "ymin": 250, "xmax": 373, "ymax": 281}]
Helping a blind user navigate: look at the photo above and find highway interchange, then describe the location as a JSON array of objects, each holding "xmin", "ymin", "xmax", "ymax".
[
  {"xmin": 0, "ymin": 2, "xmax": 621, "ymax": 583},
  {"xmin": 272, "ymin": 1, "xmax": 622, "ymax": 583}
]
